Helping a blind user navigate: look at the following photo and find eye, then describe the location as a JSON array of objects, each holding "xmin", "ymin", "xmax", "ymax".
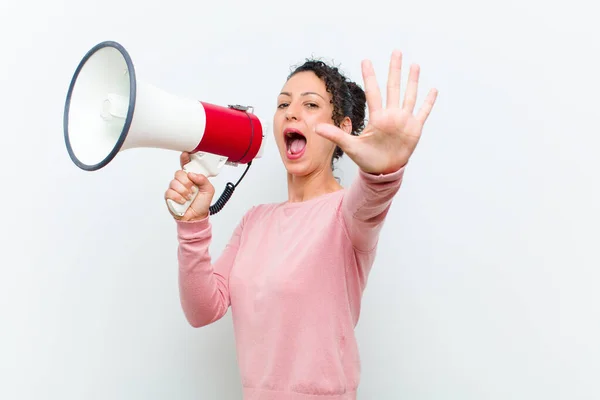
[
  {"xmin": 305, "ymin": 102, "xmax": 319, "ymax": 109},
  {"xmin": 277, "ymin": 102, "xmax": 289, "ymax": 109}
]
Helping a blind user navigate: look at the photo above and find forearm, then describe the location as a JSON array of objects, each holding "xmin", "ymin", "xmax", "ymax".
[
  {"xmin": 340, "ymin": 166, "xmax": 405, "ymax": 252},
  {"xmin": 176, "ymin": 219, "xmax": 232, "ymax": 328}
]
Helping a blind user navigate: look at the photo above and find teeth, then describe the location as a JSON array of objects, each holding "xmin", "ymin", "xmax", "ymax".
[
  {"xmin": 284, "ymin": 130, "xmax": 304, "ymax": 155},
  {"xmin": 285, "ymin": 130, "xmax": 304, "ymax": 138}
]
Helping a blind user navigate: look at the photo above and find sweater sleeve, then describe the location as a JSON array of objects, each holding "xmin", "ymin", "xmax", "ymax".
[
  {"xmin": 340, "ymin": 166, "xmax": 405, "ymax": 253},
  {"xmin": 175, "ymin": 211, "xmax": 249, "ymax": 328}
]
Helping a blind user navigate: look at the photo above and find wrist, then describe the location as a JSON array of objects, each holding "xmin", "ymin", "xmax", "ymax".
[
  {"xmin": 361, "ymin": 162, "xmax": 407, "ymax": 176},
  {"xmin": 181, "ymin": 212, "xmax": 209, "ymax": 222}
]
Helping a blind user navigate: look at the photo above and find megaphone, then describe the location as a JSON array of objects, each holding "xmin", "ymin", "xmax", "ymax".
[{"xmin": 63, "ymin": 40, "xmax": 268, "ymax": 216}]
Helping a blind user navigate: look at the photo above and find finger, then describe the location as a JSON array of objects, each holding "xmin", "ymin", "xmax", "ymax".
[
  {"xmin": 416, "ymin": 88, "xmax": 438, "ymax": 124},
  {"xmin": 165, "ymin": 188, "xmax": 188, "ymax": 205},
  {"xmin": 361, "ymin": 59, "xmax": 382, "ymax": 112},
  {"xmin": 314, "ymin": 123, "xmax": 356, "ymax": 154},
  {"xmin": 402, "ymin": 64, "xmax": 420, "ymax": 113},
  {"xmin": 386, "ymin": 50, "xmax": 402, "ymax": 108},
  {"xmin": 180, "ymin": 152, "xmax": 191, "ymax": 169},
  {"xmin": 175, "ymin": 170, "xmax": 194, "ymax": 189},
  {"xmin": 169, "ymin": 179, "xmax": 193, "ymax": 200}
]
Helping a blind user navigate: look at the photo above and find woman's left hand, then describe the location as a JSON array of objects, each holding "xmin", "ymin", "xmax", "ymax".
[{"xmin": 315, "ymin": 50, "xmax": 438, "ymax": 175}]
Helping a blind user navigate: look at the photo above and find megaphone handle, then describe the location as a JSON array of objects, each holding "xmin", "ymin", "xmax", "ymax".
[{"xmin": 166, "ymin": 152, "xmax": 227, "ymax": 217}]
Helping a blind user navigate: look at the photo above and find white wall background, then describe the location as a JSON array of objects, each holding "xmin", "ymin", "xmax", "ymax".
[{"xmin": 1, "ymin": 0, "xmax": 598, "ymax": 399}]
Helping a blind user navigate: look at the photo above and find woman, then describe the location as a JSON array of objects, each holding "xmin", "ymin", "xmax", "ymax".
[{"xmin": 164, "ymin": 50, "xmax": 438, "ymax": 399}]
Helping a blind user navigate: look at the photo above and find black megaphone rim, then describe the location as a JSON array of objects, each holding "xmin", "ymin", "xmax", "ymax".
[{"xmin": 63, "ymin": 40, "xmax": 137, "ymax": 171}]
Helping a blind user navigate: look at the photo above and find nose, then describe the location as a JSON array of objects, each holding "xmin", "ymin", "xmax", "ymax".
[
  {"xmin": 285, "ymin": 110, "xmax": 297, "ymax": 121},
  {"xmin": 285, "ymin": 102, "xmax": 299, "ymax": 121}
]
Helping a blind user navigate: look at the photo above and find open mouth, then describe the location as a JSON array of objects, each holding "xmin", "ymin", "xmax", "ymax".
[{"xmin": 284, "ymin": 128, "xmax": 307, "ymax": 156}]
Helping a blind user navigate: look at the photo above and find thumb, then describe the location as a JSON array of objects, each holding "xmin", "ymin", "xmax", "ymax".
[
  {"xmin": 314, "ymin": 123, "xmax": 354, "ymax": 152},
  {"xmin": 180, "ymin": 151, "xmax": 191, "ymax": 169},
  {"xmin": 187, "ymin": 172, "xmax": 213, "ymax": 192}
]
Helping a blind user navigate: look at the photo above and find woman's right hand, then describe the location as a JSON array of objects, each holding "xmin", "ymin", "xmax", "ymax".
[{"xmin": 164, "ymin": 152, "xmax": 215, "ymax": 221}]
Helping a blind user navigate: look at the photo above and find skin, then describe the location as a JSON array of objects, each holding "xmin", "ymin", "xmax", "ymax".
[
  {"xmin": 165, "ymin": 50, "xmax": 438, "ymax": 221},
  {"xmin": 273, "ymin": 70, "xmax": 352, "ymax": 203}
]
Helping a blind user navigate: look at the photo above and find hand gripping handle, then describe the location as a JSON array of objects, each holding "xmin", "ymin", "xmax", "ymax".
[{"xmin": 166, "ymin": 152, "xmax": 228, "ymax": 217}]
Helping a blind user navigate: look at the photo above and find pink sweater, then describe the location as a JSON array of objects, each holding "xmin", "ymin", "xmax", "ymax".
[{"xmin": 175, "ymin": 167, "xmax": 404, "ymax": 399}]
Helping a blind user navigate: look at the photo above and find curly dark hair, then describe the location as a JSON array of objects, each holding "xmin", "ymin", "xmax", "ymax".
[{"xmin": 287, "ymin": 59, "xmax": 367, "ymax": 169}]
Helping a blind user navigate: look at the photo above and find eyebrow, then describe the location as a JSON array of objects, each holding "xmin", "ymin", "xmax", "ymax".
[{"xmin": 279, "ymin": 91, "xmax": 325, "ymax": 100}]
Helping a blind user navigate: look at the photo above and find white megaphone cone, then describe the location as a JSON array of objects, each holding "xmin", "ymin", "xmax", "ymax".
[{"xmin": 63, "ymin": 40, "xmax": 268, "ymax": 216}]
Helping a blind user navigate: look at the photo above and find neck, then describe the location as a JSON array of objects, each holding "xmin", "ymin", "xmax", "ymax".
[{"xmin": 286, "ymin": 166, "xmax": 343, "ymax": 203}]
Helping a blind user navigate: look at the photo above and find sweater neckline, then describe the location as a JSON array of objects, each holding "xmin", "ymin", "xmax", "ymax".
[{"xmin": 280, "ymin": 188, "xmax": 345, "ymax": 209}]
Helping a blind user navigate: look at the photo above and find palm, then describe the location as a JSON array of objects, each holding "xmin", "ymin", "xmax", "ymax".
[{"xmin": 316, "ymin": 50, "xmax": 438, "ymax": 175}]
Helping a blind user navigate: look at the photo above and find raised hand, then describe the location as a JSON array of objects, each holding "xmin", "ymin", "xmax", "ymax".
[{"xmin": 315, "ymin": 50, "xmax": 438, "ymax": 175}]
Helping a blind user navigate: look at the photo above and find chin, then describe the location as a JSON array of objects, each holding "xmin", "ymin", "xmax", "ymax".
[
  {"xmin": 277, "ymin": 131, "xmax": 310, "ymax": 175},
  {"xmin": 280, "ymin": 155, "xmax": 311, "ymax": 176}
]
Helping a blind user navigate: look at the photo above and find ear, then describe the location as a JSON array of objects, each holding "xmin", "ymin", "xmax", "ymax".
[{"xmin": 340, "ymin": 116, "xmax": 352, "ymax": 134}]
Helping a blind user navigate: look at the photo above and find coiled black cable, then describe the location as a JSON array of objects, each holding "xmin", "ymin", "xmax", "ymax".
[
  {"xmin": 208, "ymin": 104, "xmax": 256, "ymax": 215},
  {"xmin": 208, "ymin": 161, "xmax": 252, "ymax": 215}
]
